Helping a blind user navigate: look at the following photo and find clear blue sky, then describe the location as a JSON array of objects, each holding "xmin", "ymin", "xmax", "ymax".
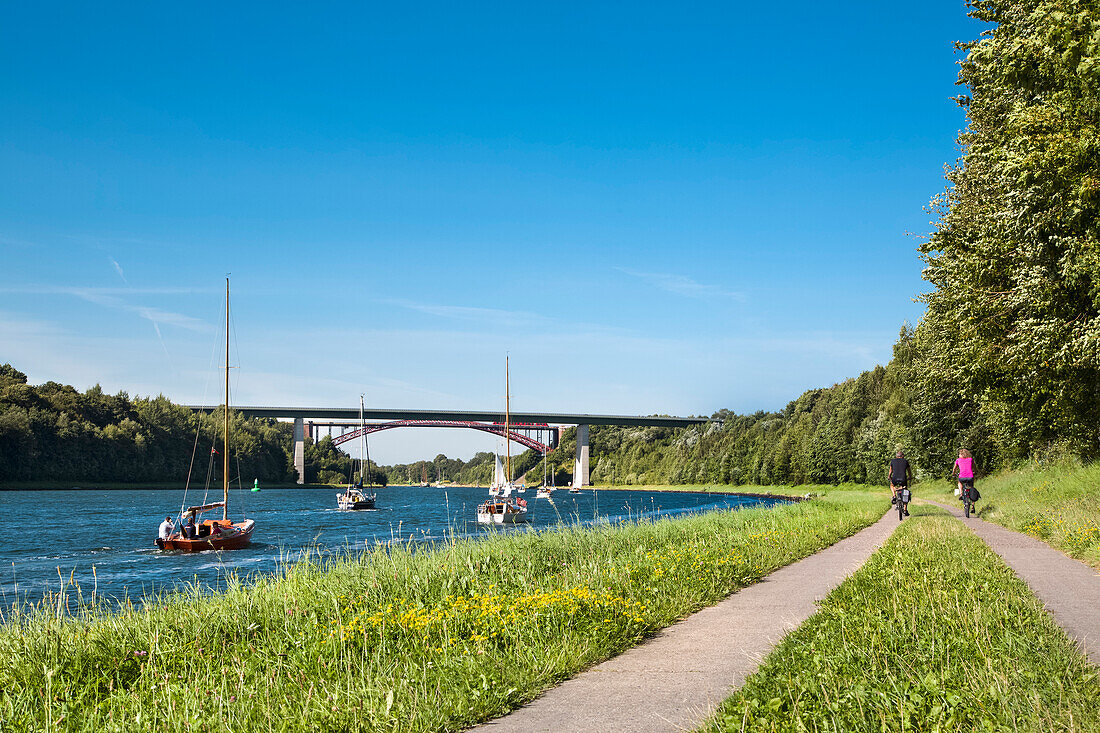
[{"xmin": 0, "ymin": 1, "xmax": 983, "ymax": 464}]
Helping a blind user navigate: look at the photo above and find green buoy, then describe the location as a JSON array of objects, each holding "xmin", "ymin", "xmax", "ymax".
[{"xmin": 251, "ymin": 479, "xmax": 261, "ymax": 492}]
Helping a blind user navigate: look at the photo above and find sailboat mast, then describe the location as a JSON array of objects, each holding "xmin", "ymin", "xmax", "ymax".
[
  {"xmin": 505, "ymin": 356, "xmax": 510, "ymax": 483},
  {"xmin": 359, "ymin": 395, "xmax": 366, "ymax": 485},
  {"xmin": 223, "ymin": 277, "xmax": 229, "ymax": 521}
]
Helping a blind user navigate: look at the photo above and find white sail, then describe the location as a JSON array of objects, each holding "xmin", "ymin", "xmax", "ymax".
[{"xmin": 492, "ymin": 453, "xmax": 505, "ymax": 489}]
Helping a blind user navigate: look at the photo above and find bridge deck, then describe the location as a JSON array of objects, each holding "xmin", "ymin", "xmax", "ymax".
[{"xmin": 185, "ymin": 406, "xmax": 710, "ymax": 428}]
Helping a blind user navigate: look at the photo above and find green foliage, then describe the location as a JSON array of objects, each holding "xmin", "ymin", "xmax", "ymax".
[
  {"xmin": 305, "ymin": 435, "xmax": 387, "ymax": 486},
  {"xmin": 701, "ymin": 509, "xmax": 1100, "ymax": 732},
  {"xmin": 914, "ymin": 0, "xmax": 1100, "ymax": 463},
  {"xmin": 0, "ymin": 364, "xmax": 295, "ymax": 483}
]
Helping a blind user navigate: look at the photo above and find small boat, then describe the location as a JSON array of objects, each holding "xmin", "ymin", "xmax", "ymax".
[
  {"xmin": 157, "ymin": 278, "xmax": 255, "ymax": 552},
  {"xmin": 477, "ymin": 496, "xmax": 529, "ymax": 524},
  {"xmin": 476, "ymin": 357, "xmax": 528, "ymax": 525},
  {"xmin": 488, "ymin": 452, "xmax": 506, "ymax": 496},
  {"xmin": 536, "ymin": 487, "xmax": 552, "ymax": 499},
  {"xmin": 569, "ymin": 486, "xmax": 581, "ymax": 494},
  {"xmin": 337, "ymin": 395, "xmax": 377, "ymax": 510},
  {"xmin": 337, "ymin": 485, "xmax": 374, "ymax": 510}
]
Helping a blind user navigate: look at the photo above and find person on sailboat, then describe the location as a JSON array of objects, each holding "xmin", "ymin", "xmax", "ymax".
[{"xmin": 158, "ymin": 516, "xmax": 174, "ymax": 541}]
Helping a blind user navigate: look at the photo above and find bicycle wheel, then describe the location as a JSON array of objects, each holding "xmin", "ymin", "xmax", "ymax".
[
  {"xmin": 964, "ymin": 499, "xmax": 970, "ymax": 519},
  {"xmin": 898, "ymin": 497, "xmax": 905, "ymax": 521}
]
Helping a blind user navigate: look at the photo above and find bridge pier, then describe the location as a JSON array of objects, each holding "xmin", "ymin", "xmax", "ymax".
[
  {"xmin": 293, "ymin": 417, "xmax": 305, "ymax": 485},
  {"xmin": 573, "ymin": 424, "xmax": 590, "ymax": 487}
]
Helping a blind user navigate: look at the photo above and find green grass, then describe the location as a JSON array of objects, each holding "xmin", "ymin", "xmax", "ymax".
[
  {"xmin": 589, "ymin": 483, "xmax": 823, "ymax": 497},
  {"xmin": 0, "ymin": 486, "xmax": 882, "ymax": 732},
  {"xmin": 933, "ymin": 462, "xmax": 1100, "ymax": 569},
  {"xmin": 698, "ymin": 506, "xmax": 1100, "ymax": 733}
]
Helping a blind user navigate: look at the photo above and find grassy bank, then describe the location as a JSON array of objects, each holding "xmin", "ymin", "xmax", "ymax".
[
  {"xmin": 699, "ymin": 506, "xmax": 1100, "ymax": 733},
  {"xmin": 933, "ymin": 462, "xmax": 1100, "ymax": 569},
  {"xmin": 0, "ymin": 486, "xmax": 881, "ymax": 732},
  {"xmin": 587, "ymin": 483, "xmax": 820, "ymax": 497}
]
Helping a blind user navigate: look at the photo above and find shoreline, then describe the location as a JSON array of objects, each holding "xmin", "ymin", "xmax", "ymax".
[{"xmin": 0, "ymin": 482, "xmax": 822, "ymax": 499}]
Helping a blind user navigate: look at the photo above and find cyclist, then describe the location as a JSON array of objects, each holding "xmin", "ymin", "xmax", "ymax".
[
  {"xmin": 888, "ymin": 450, "xmax": 913, "ymax": 517},
  {"xmin": 953, "ymin": 448, "xmax": 976, "ymax": 513}
]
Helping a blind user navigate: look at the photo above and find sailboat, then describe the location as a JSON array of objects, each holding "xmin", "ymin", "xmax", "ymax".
[
  {"xmin": 337, "ymin": 395, "xmax": 376, "ymax": 510},
  {"xmin": 156, "ymin": 278, "xmax": 256, "ymax": 552},
  {"xmin": 536, "ymin": 452, "xmax": 552, "ymax": 499},
  {"xmin": 488, "ymin": 452, "xmax": 505, "ymax": 496},
  {"xmin": 477, "ymin": 358, "xmax": 529, "ymax": 525}
]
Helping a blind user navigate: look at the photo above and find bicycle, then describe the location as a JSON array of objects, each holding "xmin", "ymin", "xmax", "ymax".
[
  {"xmin": 959, "ymin": 479, "xmax": 976, "ymax": 518},
  {"xmin": 892, "ymin": 485, "xmax": 911, "ymax": 521}
]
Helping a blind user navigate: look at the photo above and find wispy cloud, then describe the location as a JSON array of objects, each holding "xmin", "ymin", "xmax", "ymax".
[
  {"xmin": 0, "ymin": 285, "xmax": 212, "ymax": 332},
  {"xmin": 110, "ymin": 259, "xmax": 128, "ymax": 284},
  {"xmin": 0, "ymin": 285, "xmax": 200, "ymax": 296},
  {"xmin": 616, "ymin": 267, "xmax": 744, "ymax": 301}
]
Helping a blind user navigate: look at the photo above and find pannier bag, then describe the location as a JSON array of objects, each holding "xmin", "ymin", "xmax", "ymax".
[
  {"xmin": 899, "ymin": 489, "xmax": 911, "ymax": 504},
  {"xmin": 969, "ymin": 487, "xmax": 980, "ymax": 502}
]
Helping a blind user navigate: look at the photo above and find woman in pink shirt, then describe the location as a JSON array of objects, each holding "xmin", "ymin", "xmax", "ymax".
[{"xmin": 953, "ymin": 448, "xmax": 975, "ymax": 497}]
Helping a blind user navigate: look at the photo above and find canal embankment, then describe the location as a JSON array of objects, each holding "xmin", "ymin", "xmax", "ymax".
[{"xmin": 0, "ymin": 485, "xmax": 883, "ymax": 732}]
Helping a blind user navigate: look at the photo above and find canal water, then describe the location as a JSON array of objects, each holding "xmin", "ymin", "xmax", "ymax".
[{"xmin": 0, "ymin": 485, "xmax": 787, "ymax": 611}]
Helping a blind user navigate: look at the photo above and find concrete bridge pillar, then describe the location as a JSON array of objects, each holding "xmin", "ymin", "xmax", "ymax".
[
  {"xmin": 293, "ymin": 417, "xmax": 306, "ymax": 485},
  {"xmin": 573, "ymin": 423, "xmax": 590, "ymax": 487}
]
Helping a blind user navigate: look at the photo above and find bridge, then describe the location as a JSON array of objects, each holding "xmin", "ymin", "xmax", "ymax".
[{"xmin": 185, "ymin": 406, "xmax": 710, "ymax": 486}]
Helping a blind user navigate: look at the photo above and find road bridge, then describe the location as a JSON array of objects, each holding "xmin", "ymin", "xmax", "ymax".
[{"xmin": 185, "ymin": 405, "xmax": 710, "ymax": 486}]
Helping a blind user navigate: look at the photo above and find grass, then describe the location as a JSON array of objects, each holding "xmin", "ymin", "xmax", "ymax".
[
  {"xmin": 589, "ymin": 483, "xmax": 822, "ymax": 497},
  {"xmin": 0, "ymin": 485, "xmax": 882, "ymax": 732},
  {"xmin": 698, "ymin": 505, "xmax": 1100, "ymax": 733},
  {"xmin": 933, "ymin": 461, "xmax": 1100, "ymax": 569}
]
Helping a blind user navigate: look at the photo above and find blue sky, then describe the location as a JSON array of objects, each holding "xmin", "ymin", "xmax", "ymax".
[{"xmin": 1, "ymin": 1, "xmax": 983, "ymax": 463}]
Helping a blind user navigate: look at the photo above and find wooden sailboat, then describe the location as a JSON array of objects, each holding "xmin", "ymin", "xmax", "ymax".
[
  {"xmin": 337, "ymin": 395, "xmax": 376, "ymax": 510},
  {"xmin": 156, "ymin": 278, "xmax": 256, "ymax": 552},
  {"xmin": 477, "ymin": 357, "xmax": 529, "ymax": 525}
]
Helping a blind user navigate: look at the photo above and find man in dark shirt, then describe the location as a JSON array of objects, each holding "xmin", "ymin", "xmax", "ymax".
[{"xmin": 888, "ymin": 450, "xmax": 913, "ymax": 517}]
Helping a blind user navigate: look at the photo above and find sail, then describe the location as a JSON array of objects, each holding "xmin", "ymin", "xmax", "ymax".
[{"xmin": 492, "ymin": 453, "xmax": 505, "ymax": 489}]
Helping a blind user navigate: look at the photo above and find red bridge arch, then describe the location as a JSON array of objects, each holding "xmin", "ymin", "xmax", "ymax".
[{"xmin": 329, "ymin": 420, "xmax": 558, "ymax": 454}]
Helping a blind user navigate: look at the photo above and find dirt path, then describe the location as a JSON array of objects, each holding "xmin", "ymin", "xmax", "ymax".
[{"xmin": 468, "ymin": 510, "xmax": 902, "ymax": 733}]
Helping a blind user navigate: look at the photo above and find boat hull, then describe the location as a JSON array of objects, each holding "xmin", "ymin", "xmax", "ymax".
[
  {"xmin": 337, "ymin": 498, "xmax": 375, "ymax": 510},
  {"xmin": 156, "ymin": 519, "xmax": 255, "ymax": 552},
  {"xmin": 476, "ymin": 510, "xmax": 529, "ymax": 525}
]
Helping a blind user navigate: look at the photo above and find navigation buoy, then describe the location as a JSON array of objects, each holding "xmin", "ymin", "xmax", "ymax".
[{"xmin": 251, "ymin": 479, "xmax": 261, "ymax": 492}]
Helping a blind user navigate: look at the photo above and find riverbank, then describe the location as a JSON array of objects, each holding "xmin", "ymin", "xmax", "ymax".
[
  {"xmin": 700, "ymin": 505, "xmax": 1100, "ymax": 731},
  {"xmin": 589, "ymin": 483, "xmax": 822, "ymax": 500},
  {"xmin": 0, "ymin": 485, "xmax": 883, "ymax": 731},
  {"xmin": 0, "ymin": 481, "xmax": 369, "ymax": 490}
]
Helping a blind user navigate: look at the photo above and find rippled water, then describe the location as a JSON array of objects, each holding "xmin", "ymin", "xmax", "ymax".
[{"xmin": 0, "ymin": 485, "xmax": 786, "ymax": 610}]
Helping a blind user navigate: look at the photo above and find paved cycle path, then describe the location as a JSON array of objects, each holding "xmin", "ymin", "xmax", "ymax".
[
  {"xmin": 930, "ymin": 499, "xmax": 1100, "ymax": 666},
  {"xmin": 469, "ymin": 510, "xmax": 901, "ymax": 733}
]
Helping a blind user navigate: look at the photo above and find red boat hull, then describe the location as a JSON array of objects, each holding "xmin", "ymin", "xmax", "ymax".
[{"xmin": 156, "ymin": 519, "xmax": 255, "ymax": 552}]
